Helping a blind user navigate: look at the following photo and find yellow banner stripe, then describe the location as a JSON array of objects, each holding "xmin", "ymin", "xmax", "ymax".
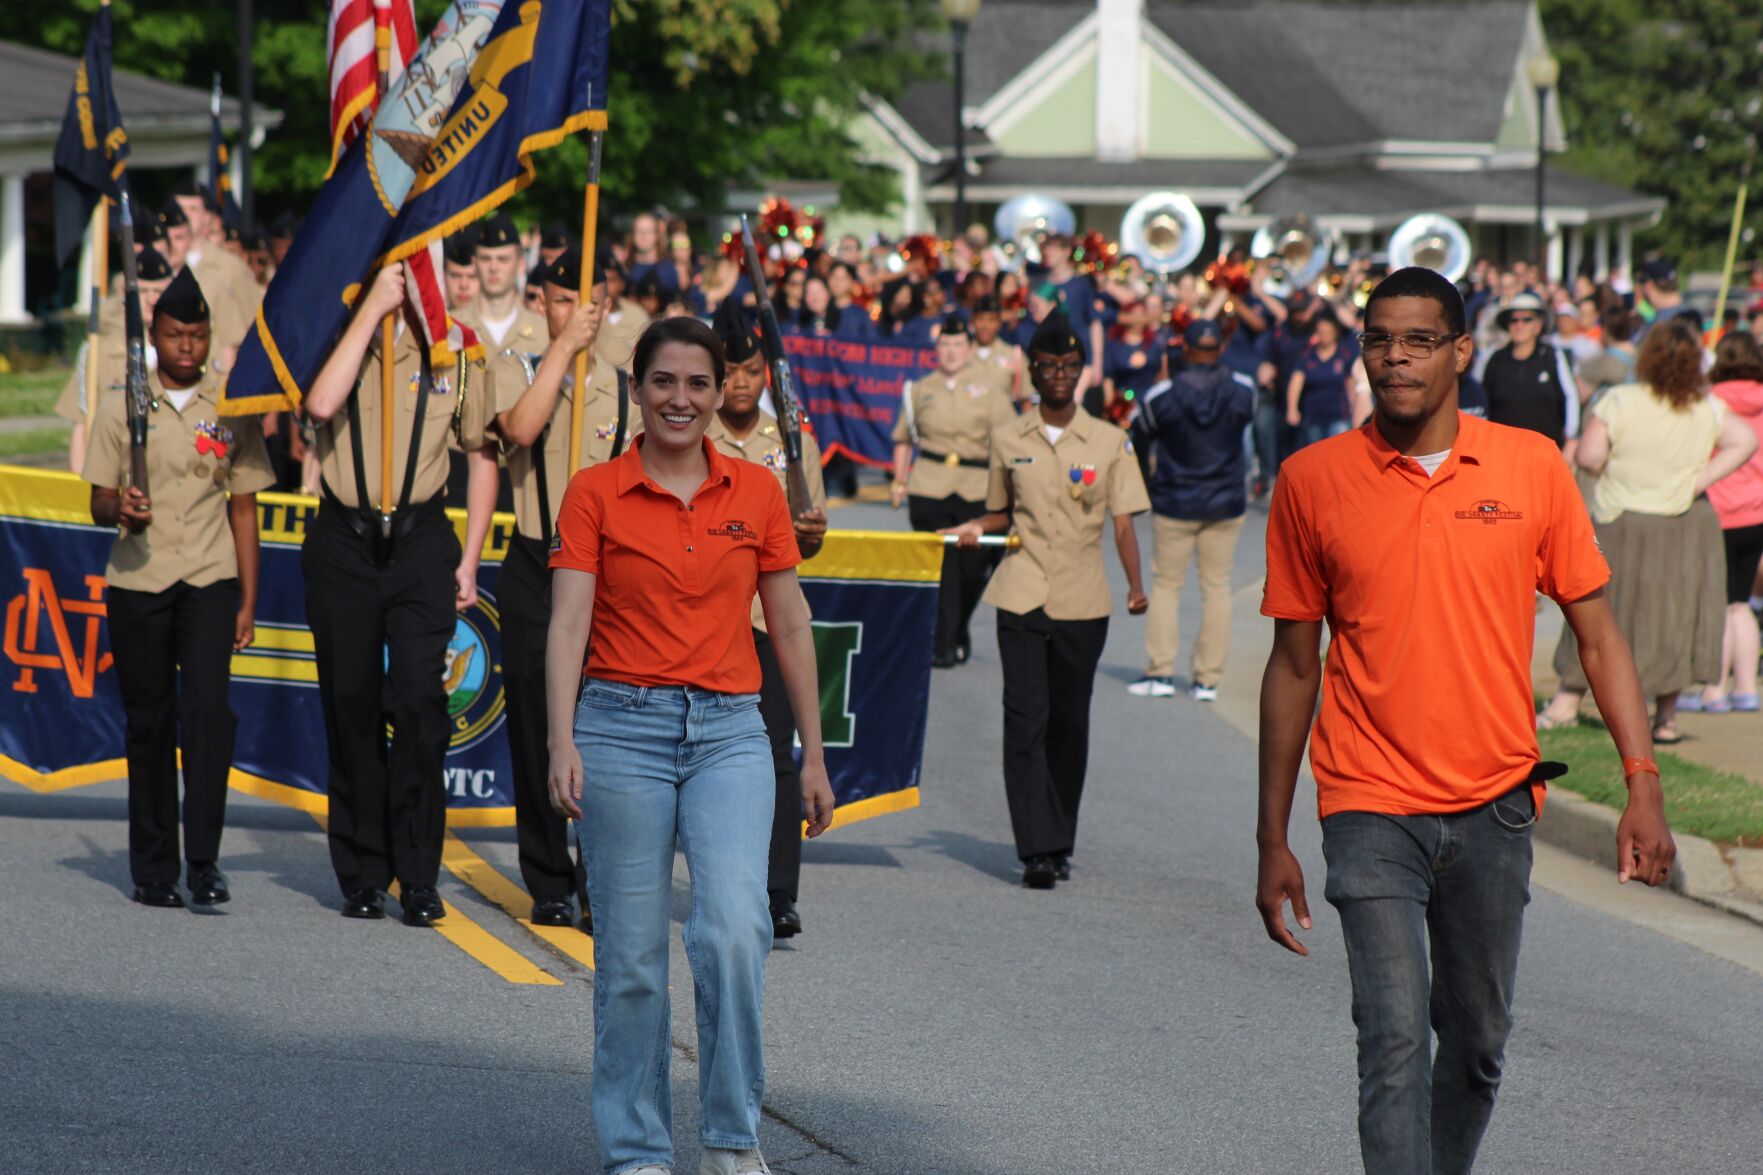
[
  {"xmin": 800, "ymin": 531, "xmax": 944, "ymax": 583},
  {"xmin": 245, "ymin": 625, "xmax": 316, "ymax": 654},
  {"xmin": 442, "ymin": 833, "xmax": 595, "ymax": 971}
]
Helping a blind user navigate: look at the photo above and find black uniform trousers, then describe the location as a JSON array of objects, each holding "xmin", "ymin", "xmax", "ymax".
[
  {"xmin": 107, "ymin": 579, "xmax": 240, "ymax": 887},
  {"xmin": 754, "ymin": 630, "xmax": 802, "ymax": 902},
  {"xmin": 302, "ymin": 503, "xmax": 457, "ymax": 895},
  {"xmin": 500, "ymin": 536, "xmax": 589, "ymax": 905},
  {"xmin": 908, "ymin": 493, "xmax": 993, "ymax": 658},
  {"xmin": 996, "ymin": 607, "xmax": 1109, "ymax": 861}
]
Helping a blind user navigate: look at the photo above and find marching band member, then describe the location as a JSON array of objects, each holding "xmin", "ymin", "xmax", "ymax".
[
  {"xmin": 83, "ymin": 268, "xmax": 273, "ymax": 908},
  {"xmin": 944, "ymin": 310, "xmax": 1150, "ymax": 889}
]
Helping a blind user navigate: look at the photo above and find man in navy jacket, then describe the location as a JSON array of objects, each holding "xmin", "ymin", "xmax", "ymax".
[{"xmin": 1128, "ymin": 319, "xmax": 1257, "ymax": 701}]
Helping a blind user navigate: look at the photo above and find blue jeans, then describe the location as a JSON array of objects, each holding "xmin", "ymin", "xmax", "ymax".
[
  {"xmin": 1321, "ymin": 786, "xmax": 1536, "ymax": 1175},
  {"xmin": 1295, "ymin": 417, "xmax": 1350, "ymax": 451},
  {"xmin": 573, "ymin": 678, "xmax": 776, "ymax": 1174}
]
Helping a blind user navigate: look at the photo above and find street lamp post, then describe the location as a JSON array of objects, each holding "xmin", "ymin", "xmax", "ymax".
[
  {"xmin": 1527, "ymin": 51, "xmax": 1559, "ymax": 284},
  {"xmin": 940, "ymin": 0, "xmax": 982, "ymax": 236}
]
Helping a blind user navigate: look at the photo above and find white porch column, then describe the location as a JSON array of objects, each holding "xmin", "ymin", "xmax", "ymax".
[
  {"xmin": 1594, "ymin": 222, "xmax": 1610, "ymax": 279},
  {"xmin": 1565, "ymin": 225, "xmax": 1582, "ymax": 283},
  {"xmin": 902, "ymin": 159, "xmax": 923, "ymax": 235},
  {"xmin": 0, "ymin": 173, "xmax": 27, "ymax": 324},
  {"xmin": 1616, "ymin": 221, "xmax": 1634, "ymax": 284},
  {"xmin": 1545, "ymin": 223, "xmax": 1564, "ymax": 287}
]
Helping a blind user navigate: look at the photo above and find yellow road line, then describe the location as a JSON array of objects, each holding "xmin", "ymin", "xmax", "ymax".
[
  {"xmin": 442, "ymin": 833, "xmax": 596, "ymax": 972},
  {"xmin": 382, "ymin": 875, "xmax": 563, "ymax": 987}
]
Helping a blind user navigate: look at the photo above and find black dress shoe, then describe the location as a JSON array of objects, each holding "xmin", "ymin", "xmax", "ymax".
[
  {"xmin": 1053, "ymin": 853, "xmax": 1072, "ymax": 881},
  {"xmin": 341, "ymin": 889, "xmax": 386, "ymax": 920},
  {"xmin": 188, "ymin": 864, "xmax": 231, "ymax": 907},
  {"xmin": 132, "ymin": 882, "xmax": 185, "ymax": 908},
  {"xmin": 1021, "ymin": 855, "xmax": 1058, "ymax": 890},
  {"xmin": 770, "ymin": 896, "xmax": 802, "ymax": 939},
  {"xmin": 400, "ymin": 885, "xmax": 446, "ymax": 927},
  {"xmin": 955, "ymin": 638, "xmax": 971, "ymax": 665},
  {"xmin": 931, "ymin": 650, "xmax": 958, "ymax": 670},
  {"xmin": 531, "ymin": 898, "xmax": 573, "ymax": 927}
]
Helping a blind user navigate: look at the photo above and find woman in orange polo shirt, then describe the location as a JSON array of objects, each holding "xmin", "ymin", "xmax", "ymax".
[{"xmin": 544, "ymin": 316, "xmax": 836, "ymax": 1175}]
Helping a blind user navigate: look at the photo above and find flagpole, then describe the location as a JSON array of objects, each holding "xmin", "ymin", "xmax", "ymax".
[
  {"xmin": 375, "ymin": 11, "xmax": 397, "ymax": 524},
  {"xmin": 567, "ymin": 131, "xmax": 604, "ymax": 476},
  {"xmin": 1713, "ymin": 150, "xmax": 1754, "ymax": 340},
  {"xmin": 84, "ymin": 197, "xmax": 109, "ymax": 435}
]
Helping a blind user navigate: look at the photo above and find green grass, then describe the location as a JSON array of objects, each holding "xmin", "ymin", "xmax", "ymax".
[
  {"xmin": 1539, "ymin": 723, "xmax": 1763, "ymax": 846},
  {"xmin": 0, "ymin": 367, "xmax": 69, "ymax": 418},
  {"xmin": 0, "ymin": 425, "xmax": 71, "ymax": 461}
]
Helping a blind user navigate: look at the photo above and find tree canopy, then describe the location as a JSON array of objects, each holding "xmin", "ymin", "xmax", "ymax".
[{"xmin": 2, "ymin": 0, "xmax": 937, "ymax": 229}]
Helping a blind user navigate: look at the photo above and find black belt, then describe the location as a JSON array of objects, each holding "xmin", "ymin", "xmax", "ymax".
[
  {"xmin": 919, "ymin": 448, "xmax": 988, "ymax": 469},
  {"xmin": 317, "ymin": 488, "xmax": 445, "ymax": 566}
]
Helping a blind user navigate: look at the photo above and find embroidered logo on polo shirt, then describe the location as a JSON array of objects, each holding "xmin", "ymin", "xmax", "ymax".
[
  {"xmin": 1454, "ymin": 499, "xmax": 1524, "ymax": 524},
  {"xmin": 710, "ymin": 520, "xmax": 758, "ymax": 542}
]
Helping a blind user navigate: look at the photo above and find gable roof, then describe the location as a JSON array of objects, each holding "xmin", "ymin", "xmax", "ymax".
[
  {"xmin": 875, "ymin": 1, "xmax": 1534, "ymax": 158},
  {"xmin": 0, "ymin": 40, "xmax": 281, "ymax": 140},
  {"xmin": 1146, "ymin": 2, "xmax": 1529, "ymax": 150}
]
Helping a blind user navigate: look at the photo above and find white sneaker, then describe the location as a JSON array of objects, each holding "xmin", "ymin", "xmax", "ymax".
[
  {"xmin": 700, "ymin": 1148, "xmax": 770, "ymax": 1175},
  {"xmin": 1189, "ymin": 682, "xmax": 1218, "ymax": 703},
  {"xmin": 1127, "ymin": 675, "xmax": 1177, "ymax": 698},
  {"xmin": 622, "ymin": 1168, "xmax": 671, "ymax": 1174}
]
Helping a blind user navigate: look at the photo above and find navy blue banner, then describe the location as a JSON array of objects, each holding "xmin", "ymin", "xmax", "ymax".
[
  {"xmin": 783, "ymin": 332, "xmax": 935, "ymax": 468},
  {"xmin": 1, "ymin": 470, "xmax": 936, "ymax": 827}
]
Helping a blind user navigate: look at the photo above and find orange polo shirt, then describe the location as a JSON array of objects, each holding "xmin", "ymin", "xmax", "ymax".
[
  {"xmin": 549, "ymin": 435, "xmax": 801, "ymax": 693},
  {"xmin": 1262, "ymin": 413, "xmax": 1609, "ymax": 818}
]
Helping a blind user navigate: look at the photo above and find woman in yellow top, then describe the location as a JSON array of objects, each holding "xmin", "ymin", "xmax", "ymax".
[
  {"xmin": 1540, "ymin": 318, "xmax": 1758, "ymax": 741},
  {"xmin": 83, "ymin": 269, "xmax": 274, "ymax": 909}
]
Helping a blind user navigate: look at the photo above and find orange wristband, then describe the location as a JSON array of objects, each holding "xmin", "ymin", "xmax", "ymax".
[{"xmin": 1622, "ymin": 755, "xmax": 1660, "ymax": 780}]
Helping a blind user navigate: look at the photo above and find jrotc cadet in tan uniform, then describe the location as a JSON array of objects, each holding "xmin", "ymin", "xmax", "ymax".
[
  {"xmin": 969, "ymin": 295, "xmax": 1022, "ymax": 402},
  {"xmin": 82, "ymin": 269, "xmax": 274, "ymax": 910},
  {"xmin": 482, "ymin": 247, "xmax": 625, "ymax": 931},
  {"xmin": 303, "ymin": 261, "xmax": 499, "ymax": 926},
  {"xmin": 945, "ymin": 310, "xmax": 1150, "ymax": 890},
  {"xmin": 159, "ymin": 197, "xmax": 254, "ymax": 367},
  {"xmin": 708, "ymin": 300, "xmax": 828, "ymax": 940},
  {"xmin": 59, "ymin": 247, "xmax": 176, "ymax": 473},
  {"xmin": 595, "ymin": 253, "xmax": 650, "ymax": 371},
  {"xmin": 456, "ymin": 213, "xmax": 548, "ymax": 353},
  {"xmin": 891, "ymin": 314, "xmax": 1019, "ymax": 666}
]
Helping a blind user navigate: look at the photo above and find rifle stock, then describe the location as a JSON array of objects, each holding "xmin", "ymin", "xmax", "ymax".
[
  {"xmin": 737, "ymin": 217, "xmax": 814, "ymax": 518},
  {"xmin": 117, "ymin": 188, "xmax": 150, "ymax": 500}
]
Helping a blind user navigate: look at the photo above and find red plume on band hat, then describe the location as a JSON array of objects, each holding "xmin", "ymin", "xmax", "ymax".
[
  {"xmin": 758, "ymin": 197, "xmax": 798, "ymax": 246},
  {"xmin": 901, "ymin": 234, "xmax": 940, "ymax": 267}
]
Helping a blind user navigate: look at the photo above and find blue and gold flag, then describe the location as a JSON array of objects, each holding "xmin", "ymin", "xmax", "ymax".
[
  {"xmin": 220, "ymin": 0, "xmax": 610, "ymax": 416},
  {"xmin": 208, "ymin": 73, "xmax": 242, "ymax": 231},
  {"xmin": 52, "ymin": 5, "xmax": 130, "ymax": 268}
]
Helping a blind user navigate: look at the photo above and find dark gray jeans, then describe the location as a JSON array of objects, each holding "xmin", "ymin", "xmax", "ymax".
[{"xmin": 1321, "ymin": 785, "xmax": 1536, "ymax": 1174}]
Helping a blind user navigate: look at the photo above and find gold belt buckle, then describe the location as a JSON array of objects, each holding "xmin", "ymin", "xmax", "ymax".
[{"xmin": 943, "ymin": 452, "xmax": 961, "ymax": 467}]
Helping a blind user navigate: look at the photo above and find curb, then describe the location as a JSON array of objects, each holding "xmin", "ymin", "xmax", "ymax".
[{"xmin": 1534, "ymin": 785, "xmax": 1763, "ymax": 929}]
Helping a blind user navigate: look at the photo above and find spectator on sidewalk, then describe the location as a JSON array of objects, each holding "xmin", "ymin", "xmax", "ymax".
[
  {"xmin": 1539, "ymin": 319, "xmax": 1758, "ymax": 741},
  {"xmin": 1687, "ymin": 332, "xmax": 1763, "ymax": 712},
  {"xmin": 1483, "ymin": 293, "xmax": 1580, "ymax": 461},
  {"xmin": 1127, "ymin": 319, "xmax": 1256, "ymax": 701}
]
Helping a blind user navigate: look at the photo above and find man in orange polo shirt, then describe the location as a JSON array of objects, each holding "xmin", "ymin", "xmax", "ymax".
[{"xmin": 1255, "ymin": 266, "xmax": 1675, "ymax": 1174}]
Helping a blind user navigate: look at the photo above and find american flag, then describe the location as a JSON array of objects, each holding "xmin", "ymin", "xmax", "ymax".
[{"xmin": 327, "ymin": 0, "xmax": 471, "ymax": 360}]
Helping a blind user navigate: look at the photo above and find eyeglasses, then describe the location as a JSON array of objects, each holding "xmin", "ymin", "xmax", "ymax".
[
  {"xmin": 1356, "ymin": 331, "xmax": 1462, "ymax": 358},
  {"xmin": 1031, "ymin": 356, "xmax": 1085, "ymax": 375}
]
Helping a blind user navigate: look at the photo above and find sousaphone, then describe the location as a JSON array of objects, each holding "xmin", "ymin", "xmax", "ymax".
[
  {"xmin": 1387, "ymin": 213, "xmax": 1472, "ymax": 283},
  {"xmin": 1120, "ymin": 192, "xmax": 1205, "ymax": 274}
]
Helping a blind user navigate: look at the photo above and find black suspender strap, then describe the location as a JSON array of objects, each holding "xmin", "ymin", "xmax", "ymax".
[
  {"xmin": 397, "ymin": 341, "xmax": 432, "ymax": 512},
  {"xmin": 611, "ymin": 368, "xmax": 630, "ymax": 458},
  {"xmin": 533, "ymin": 422, "xmax": 554, "ymax": 548},
  {"xmin": 344, "ymin": 380, "xmax": 373, "ymax": 515}
]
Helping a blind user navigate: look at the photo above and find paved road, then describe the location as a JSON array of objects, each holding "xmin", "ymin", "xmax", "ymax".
[{"xmin": 5, "ymin": 495, "xmax": 1763, "ymax": 1173}]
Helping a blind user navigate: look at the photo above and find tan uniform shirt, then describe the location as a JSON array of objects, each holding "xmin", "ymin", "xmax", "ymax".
[
  {"xmin": 457, "ymin": 299, "xmax": 549, "ymax": 355},
  {"xmin": 597, "ymin": 299, "xmax": 650, "ymax": 371},
  {"xmin": 316, "ymin": 327, "xmax": 493, "ymax": 510},
  {"xmin": 708, "ymin": 411, "xmax": 827, "ymax": 632},
  {"xmin": 970, "ymin": 341, "xmax": 1020, "ymax": 399},
  {"xmin": 891, "ymin": 367, "xmax": 1019, "ymax": 501},
  {"xmin": 982, "ymin": 408, "xmax": 1150, "ymax": 620},
  {"xmin": 56, "ymin": 306, "xmax": 140, "ymax": 424},
  {"xmin": 189, "ymin": 249, "xmax": 258, "ymax": 353},
  {"xmin": 486, "ymin": 346, "xmax": 628, "ymax": 541},
  {"xmin": 81, "ymin": 371, "xmax": 274, "ymax": 593}
]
